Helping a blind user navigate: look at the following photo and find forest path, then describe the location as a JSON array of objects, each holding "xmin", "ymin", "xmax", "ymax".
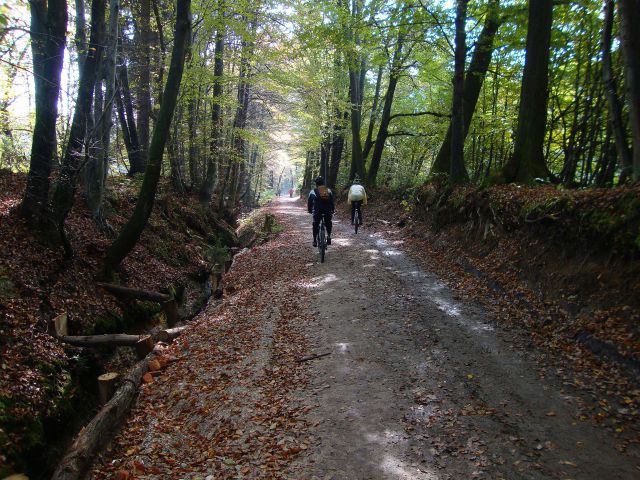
[
  {"xmin": 283, "ymin": 197, "xmax": 639, "ymax": 480},
  {"xmin": 91, "ymin": 197, "xmax": 639, "ymax": 480}
]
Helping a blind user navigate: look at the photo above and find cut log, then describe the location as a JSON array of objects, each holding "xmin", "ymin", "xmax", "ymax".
[
  {"xmin": 135, "ymin": 335, "xmax": 154, "ymax": 359},
  {"xmin": 54, "ymin": 313, "xmax": 68, "ymax": 337},
  {"xmin": 96, "ymin": 282, "xmax": 172, "ymax": 303},
  {"xmin": 98, "ymin": 373, "xmax": 119, "ymax": 404},
  {"xmin": 59, "ymin": 334, "xmax": 142, "ymax": 347},
  {"xmin": 155, "ymin": 326, "xmax": 186, "ymax": 343},
  {"xmin": 52, "ymin": 357, "xmax": 152, "ymax": 480}
]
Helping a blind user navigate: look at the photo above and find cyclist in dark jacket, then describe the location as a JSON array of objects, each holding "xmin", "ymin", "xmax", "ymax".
[{"xmin": 307, "ymin": 176, "xmax": 335, "ymax": 247}]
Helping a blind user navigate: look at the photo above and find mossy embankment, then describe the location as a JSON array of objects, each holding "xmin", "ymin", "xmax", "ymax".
[{"xmin": 0, "ymin": 170, "xmax": 237, "ymax": 478}]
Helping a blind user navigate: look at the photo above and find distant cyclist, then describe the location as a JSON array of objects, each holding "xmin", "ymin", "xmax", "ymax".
[
  {"xmin": 307, "ymin": 176, "xmax": 335, "ymax": 247},
  {"xmin": 347, "ymin": 175, "xmax": 367, "ymax": 226}
]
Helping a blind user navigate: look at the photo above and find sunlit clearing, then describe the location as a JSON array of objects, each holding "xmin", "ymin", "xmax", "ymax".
[
  {"xmin": 301, "ymin": 273, "xmax": 339, "ymax": 288},
  {"xmin": 364, "ymin": 249, "xmax": 380, "ymax": 254},
  {"xmin": 334, "ymin": 238, "xmax": 353, "ymax": 247},
  {"xmin": 383, "ymin": 249, "xmax": 402, "ymax": 256}
]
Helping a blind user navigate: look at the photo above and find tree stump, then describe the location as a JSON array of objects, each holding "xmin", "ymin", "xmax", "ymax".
[
  {"xmin": 54, "ymin": 313, "xmax": 68, "ymax": 337},
  {"xmin": 135, "ymin": 335, "xmax": 154, "ymax": 359},
  {"xmin": 162, "ymin": 299, "xmax": 179, "ymax": 327},
  {"xmin": 98, "ymin": 373, "xmax": 119, "ymax": 404}
]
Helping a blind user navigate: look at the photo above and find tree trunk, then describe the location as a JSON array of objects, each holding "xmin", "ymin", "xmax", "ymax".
[
  {"xmin": 363, "ymin": 64, "xmax": 383, "ymax": 160},
  {"xmin": 102, "ymin": 0, "xmax": 191, "ymax": 278},
  {"xmin": 449, "ymin": 0, "xmax": 469, "ymax": 184},
  {"xmin": 367, "ymin": 33, "xmax": 404, "ymax": 186},
  {"xmin": 167, "ymin": 106, "xmax": 186, "ymax": 193},
  {"xmin": 200, "ymin": 26, "xmax": 225, "ymax": 203},
  {"xmin": 226, "ymin": 17, "xmax": 254, "ymax": 210},
  {"xmin": 20, "ymin": 0, "xmax": 68, "ymax": 221},
  {"xmin": 86, "ymin": 0, "xmax": 119, "ymax": 222},
  {"xmin": 50, "ymin": 0, "xmax": 106, "ymax": 249},
  {"xmin": 348, "ymin": 67, "xmax": 366, "ymax": 182},
  {"xmin": 320, "ymin": 131, "xmax": 331, "ymax": 181},
  {"xmin": 187, "ymin": 97, "xmax": 200, "ymax": 189},
  {"xmin": 431, "ymin": 0, "xmax": 501, "ymax": 176},
  {"xmin": 502, "ymin": 0, "xmax": 553, "ymax": 183},
  {"xmin": 134, "ymin": 0, "xmax": 152, "ymax": 163},
  {"xmin": 328, "ymin": 110, "xmax": 347, "ymax": 189},
  {"xmin": 116, "ymin": 62, "xmax": 145, "ymax": 174},
  {"xmin": 617, "ymin": 0, "xmax": 640, "ymax": 181},
  {"xmin": 301, "ymin": 150, "xmax": 313, "ymax": 194}
]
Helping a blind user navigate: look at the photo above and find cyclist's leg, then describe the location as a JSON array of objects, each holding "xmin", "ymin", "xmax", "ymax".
[
  {"xmin": 312, "ymin": 213, "xmax": 320, "ymax": 245},
  {"xmin": 325, "ymin": 212, "xmax": 333, "ymax": 244},
  {"xmin": 351, "ymin": 201, "xmax": 356, "ymax": 224}
]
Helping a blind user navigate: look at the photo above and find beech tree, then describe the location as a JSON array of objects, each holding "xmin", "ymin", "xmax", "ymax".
[
  {"xmin": 20, "ymin": 0, "xmax": 67, "ymax": 221},
  {"xmin": 502, "ymin": 0, "xmax": 553, "ymax": 183}
]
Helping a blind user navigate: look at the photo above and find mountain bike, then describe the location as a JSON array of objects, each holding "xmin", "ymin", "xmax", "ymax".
[
  {"xmin": 352, "ymin": 201, "xmax": 362, "ymax": 234},
  {"xmin": 318, "ymin": 216, "xmax": 327, "ymax": 262}
]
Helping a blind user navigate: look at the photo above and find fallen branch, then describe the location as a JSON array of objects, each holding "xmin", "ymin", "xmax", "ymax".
[
  {"xmin": 296, "ymin": 352, "xmax": 332, "ymax": 363},
  {"xmin": 59, "ymin": 334, "xmax": 144, "ymax": 347},
  {"xmin": 96, "ymin": 282, "xmax": 172, "ymax": 303},
  {"xmin": 52, "ymin": 356, "xmax": 153, "ymax": 480}
]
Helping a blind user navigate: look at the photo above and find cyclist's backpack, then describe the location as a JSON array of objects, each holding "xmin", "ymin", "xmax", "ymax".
[
  {"xmin": 316, "ymin": 185, "xmax": 330, "ymax": 200},
  {"xmin": 349, "ymin": 184, "xmax": 365, "ymax": 201}
]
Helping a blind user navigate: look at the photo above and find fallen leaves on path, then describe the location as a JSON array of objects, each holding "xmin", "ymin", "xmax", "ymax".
[{"xmin": 91, "ymin": 205, "xmax": 317, "ymax": 479}]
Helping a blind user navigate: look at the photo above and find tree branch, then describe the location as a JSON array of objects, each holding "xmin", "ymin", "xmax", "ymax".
[{"xmin": 390, "ymin": 111, "xmax": 450, "ymax": 120}]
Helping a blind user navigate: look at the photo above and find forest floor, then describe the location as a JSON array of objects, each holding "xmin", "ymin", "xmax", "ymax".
[{"xmin": 91, "ymin": 196, "xmax": 640, "ymax": 480}]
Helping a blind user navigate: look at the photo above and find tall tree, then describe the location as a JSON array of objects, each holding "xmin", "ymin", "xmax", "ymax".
[
  {"xmin": 344, "ymin": 0, "xmax": 367, "ymax": 182},
  {"xmin": 116, "ymin": 61, "xmax": 145, "ymax": 173},
  {"xmin": 20, "ymin": 0, "xmax": 68, "ymax": 221},
  {"xmin": 85, "ymin": 0, "xmax": 120, "ymax": 221},
  {"xmin": 601, "ymin": 0, "xmax": 631, "ymax": 183},
  {"xmin": 134, "ymin": 0, "xmax": 152, "ymax": 164},
  {"xmin": 449, "ymin": 0, "xmax": 469, "ymax": 184},
  {"xmin": 200, "ymin": 23, "xmax": 225, "ymax": 203},
  {"xmin": 50, "ymin": 0, "xmax": 106, "ymax": 248},
  {"xmin": 617, "ymin": 0, "xmax": 640, "ymax": 181},
  {"xmin": 431, "ymin": 0, "xmax": 501, "ymax": 176},
  {"xmin": 502, "ymin": 0, "xmax": 553, "ymax": 183},
  {"xmin": 367, "ymin": 31, "xmax": 405, "ymax": 186},
  {"xmin": 103, "ymin": 0, "xmax": 191, "ymax": 277}
]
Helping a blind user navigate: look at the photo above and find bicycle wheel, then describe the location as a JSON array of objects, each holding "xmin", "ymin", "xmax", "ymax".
[
  {"xmin": 354, "ymin": 210, "xmax": 360, "ymax": 234},
  {"xmin": 318, "ymin": 220, "xmax": 326, "ymax": 263}
]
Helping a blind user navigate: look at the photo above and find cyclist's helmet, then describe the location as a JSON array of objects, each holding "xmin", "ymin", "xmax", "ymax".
[{"xmin": 314, "ymin": 176, "xmax": 325, "ymax": 186}]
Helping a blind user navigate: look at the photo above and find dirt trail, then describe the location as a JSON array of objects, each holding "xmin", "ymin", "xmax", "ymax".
[
  {"xmin": 281, "ymin": 198, "xmax": 639, "ymax": 480},
  {"xmin": 91, "ymin": 197, "xmax": 639, "ymax": 479}
]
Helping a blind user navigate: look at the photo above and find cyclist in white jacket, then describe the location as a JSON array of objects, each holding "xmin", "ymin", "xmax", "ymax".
[{"xmin": 347, "ymin": 176, "xmax": 367, "ymax": 225}]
